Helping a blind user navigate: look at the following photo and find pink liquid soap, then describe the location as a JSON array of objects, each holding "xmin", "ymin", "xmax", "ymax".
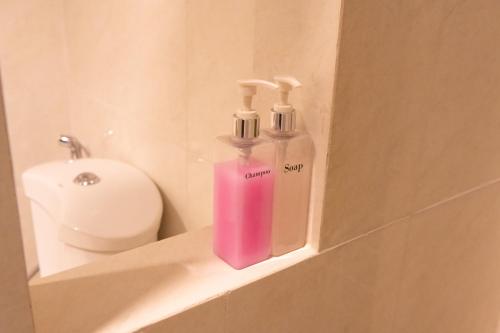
[{"xmin": 213, "ymin": 157, "xmax": 274, "ymax": 269}]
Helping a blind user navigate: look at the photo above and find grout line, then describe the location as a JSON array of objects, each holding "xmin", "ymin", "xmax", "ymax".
[
  {"xmin": 413, "ymin": 176, "xmax": 500, "ymax": 215},
  {"xmin": 320, "ymin": 175, "xmax": 500, "ymax": 254},
  {"xmin": 321, "ymin": 215, "xmax": 411, "ymax": 254}
]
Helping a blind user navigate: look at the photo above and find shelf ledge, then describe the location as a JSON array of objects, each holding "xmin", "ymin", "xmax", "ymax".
[{"xmin": 29, "ymin": 226, "xmax": 317, "ymax": 333}]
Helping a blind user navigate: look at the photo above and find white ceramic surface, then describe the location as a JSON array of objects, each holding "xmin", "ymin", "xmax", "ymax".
[{"xmin": 23, "ymin": 158, "xmax": 162, "ymax": 276}]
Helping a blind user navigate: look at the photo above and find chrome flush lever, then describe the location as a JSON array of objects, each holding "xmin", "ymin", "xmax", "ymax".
[{"xmin": 59, "ymin": 134, "xmax": 84, "ymax": 160}]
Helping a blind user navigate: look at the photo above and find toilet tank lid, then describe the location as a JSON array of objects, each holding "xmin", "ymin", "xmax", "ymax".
[{"xmin": 23, "ymin": 159, "xmax": 163, "ymax": 252}]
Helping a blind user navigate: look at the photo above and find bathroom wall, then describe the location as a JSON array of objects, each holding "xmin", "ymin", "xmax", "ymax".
[
  {"xmin": 0, "ymin": 0, "xmax": 70, "ymax": 276},
  {"xmin": 5, "ymin": 0, "xmax": 500, "ymax": 332},
  {"xmin": 61, "ymin": 0, "xmax": 257, "ymax": 237},
  {"xmin": 0, "ymin": 76, "xmax": 34, "ymax": 332},
  {"xmin": 144, "ymin": 0, "xmax": 500, "ymax": 331},
  {"xmin": 62, "ymin": 0, "xmax": 191, "ymax": 237},
  {"xmin": 0, "ymin": 0, "xmax": 334, "ymax": 275},
  {"xmin": 60, "ymin": 0, "xmax": 334, "ymax": 241}
]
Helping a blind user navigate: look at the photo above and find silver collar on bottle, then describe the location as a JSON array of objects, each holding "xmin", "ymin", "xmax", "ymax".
[
  {"xmin": 233, "ymin": 114, "xmax": 260, "ymax": 139},
  {"xmin": 270, "ymin": 108, "xmax": 296, "ymax": 133}
]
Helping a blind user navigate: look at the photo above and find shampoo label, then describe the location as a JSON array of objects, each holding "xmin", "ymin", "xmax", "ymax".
[{"xmin": 245, "ymin": 169, "xmax": 272, "ymax": 179}]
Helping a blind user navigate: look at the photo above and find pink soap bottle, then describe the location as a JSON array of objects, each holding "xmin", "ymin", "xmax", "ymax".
[{"xmin": 213, "ymin": 79, "xmax": 278, "ymax": 269}]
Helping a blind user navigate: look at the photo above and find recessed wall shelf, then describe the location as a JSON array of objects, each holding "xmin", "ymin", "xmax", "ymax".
[{"xmin": 29, "ymin": 226, "xmax": 316, "ymax": 332}]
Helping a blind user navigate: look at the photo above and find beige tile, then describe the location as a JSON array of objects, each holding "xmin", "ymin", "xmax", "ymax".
[
  {"xmin": 138, "ymin": 143, "xmax": 188, "ymax": 238},
  {"xmin": 185, "ymin": 0, "xmax": 255, "ymax": 156},
  {"xmin": 0, "ymin": 0, "xmax": 70, "ymax": 272},
  {"xmin": 321, "ymin": 0, "xmax": 500, "ymax": 248},
  {"xmin": 66, "ymin": 87, "xmax": 118, "ymax": 158},
  {"xmin": 226, "ymin": 220, "xmax": 409, "ymax": 333},
  {"xmin": 30, "ymin": 229, "xmax": 217, "ymax": 333},
  {"xmin": 186, "ymin": 152, "xmax": 213, "ymax": 231},
  {"xmin": 320, "ymin": 0, "xmax": 423, "ymax": 248},
  {"xmin": 63, "ymin": 0, "xmax": 188, "ymax": 147},
  {"xmin": 29, "ymin": 227, "xmax": 313, "ymax": 333},
  {"xmin": 31, "ymin": 263, "xmax": 197, "ymax": 333},
  {"xmin": 393, "ymin": 182, "xmax": 500, "ymax": 333},
  {"xmin": 0, "ymin": 88, "xmax": 34, "ymax": 332},
  {"xmin": 64, "ymin": 0, "xmax": 187, "ymax": 114},
  {"xmin": 225, "ymin": 255, "xmax": 336, "ymax": 333},
  {"xmin": 64, "ymin": 0, "xmax": 189, "ymax": 147},
  {"xmin": 0, "ymin": 0, "xmax": 63, "ymax": 51},
  {"xmin": 140, "ymin": 297, "xmax": 226, "ymax": 333},
  {"xmin": 334, "ymin": 222, "xmax": 409, "ymax": 333}
]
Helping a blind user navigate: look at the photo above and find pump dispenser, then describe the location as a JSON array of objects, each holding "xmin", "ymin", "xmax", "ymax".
[
  {"xmin": 263, "ymin": 76, "xmax": 314, "ymax": 256},
  {"xmin": 270, "ymin": 76, "xmax": 302, "ymax": 133},
  {"xmin": 213, "ymin": 79, "xmax": 277, "ymax": 269},
  {"xmin": 233, "ymin": 79, "xmax": 278, "ymax": 140}
]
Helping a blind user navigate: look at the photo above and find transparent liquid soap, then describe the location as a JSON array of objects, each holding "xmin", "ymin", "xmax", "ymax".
[{"xmin": 263, "ymin": 76, "xmax": 313, "ymax": 256}]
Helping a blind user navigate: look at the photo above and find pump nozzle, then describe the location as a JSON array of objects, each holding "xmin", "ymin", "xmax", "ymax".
[
  {"xmin": 233, "ymin": 79, "xmax": 277, "ymax": 140},
  {"xmin": 270, "ymin": 76, "xmax": 302, "ymax": 133},
  {"xmin": 237, "ymin": 79, "xmax": 278, "ymax": 112},
  {"xmin": 274, "ymin": 76, "xmax": 302, "ymax": 107}
]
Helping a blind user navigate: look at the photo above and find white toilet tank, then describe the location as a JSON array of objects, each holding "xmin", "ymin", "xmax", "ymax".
[{"xmin": 22, "ymin": 158, "xmax": 163, "ymax": 277}]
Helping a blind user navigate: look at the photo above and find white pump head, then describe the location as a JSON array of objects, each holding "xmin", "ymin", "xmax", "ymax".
[
  {"xmin": 273, "ymin": 76, "xmax": 302, "ymax": 112},
  {"xmin": 233, "ymin": 79, "xmax": 278, "ymax": 139},
  {"xmin": 237, "ymin": 79, "xmax": 278, "ymax": 114},
  {"xmin": 270, "ymin": 76, "xmax": 302, "ymax": 133}
]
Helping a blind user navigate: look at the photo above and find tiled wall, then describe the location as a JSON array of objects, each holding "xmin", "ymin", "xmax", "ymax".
[
  {"xmin": 0, "ymin": 0, "xmax": 70, "ymax": 275},
  {"xmin": 0, "ymin": 75, "xmax": 34, "ymax": 332},
  {"xmin": 0, "ymin": 0, "xmax": 336, "ymax": 275},
  {"xmin": 144, "ymin": 184, "xmax": 500, "ymax": 332},
  {"xmin": 321, "ymin": 0, "xmax": 500, "ymax": 249},
  {"xmin": 2, "ymin": 0, "xmax": 336, "ymax": 260},
  {"xmin": 143, "ymin": 0, "xmax": 500, "ymax": 331},
  {"xmin": 61, "ymin": 0, "xmax": 336, "ymax": 240},
  {"xmin": 4, "ymin": 0, "xmax": 500, "ymax": 331}
]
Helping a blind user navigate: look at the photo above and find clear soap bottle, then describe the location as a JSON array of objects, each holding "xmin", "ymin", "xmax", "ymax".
[
  {"xmin": 213, "ymin": 79, "xmax": 278, "ymax": 269},
  {"xmin": 263, "ymin": 76, "xmax": 313, "ymax": 256}
]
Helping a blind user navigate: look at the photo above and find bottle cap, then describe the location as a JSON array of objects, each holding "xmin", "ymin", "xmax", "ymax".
[
  {"xmin": 271, "ymin": 76, "xmax": 302, "ymax": 133},
  {"xmin": 233, "ymin": 79, "xmax": 278, "ymax": 139}
]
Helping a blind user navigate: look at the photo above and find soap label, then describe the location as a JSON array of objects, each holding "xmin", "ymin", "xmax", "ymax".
[
  {"xmin": 245, "ymin": 169, "xmax": 272, "ymax": 179},
  {"xmin": 284, "ymin": 163, "xmax": 304, "ymax": 174}
]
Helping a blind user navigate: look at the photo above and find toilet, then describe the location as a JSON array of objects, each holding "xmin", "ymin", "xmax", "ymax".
[{"xmin": 22, "ymin": 158, "xmax": 163, "ymax": 277}]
